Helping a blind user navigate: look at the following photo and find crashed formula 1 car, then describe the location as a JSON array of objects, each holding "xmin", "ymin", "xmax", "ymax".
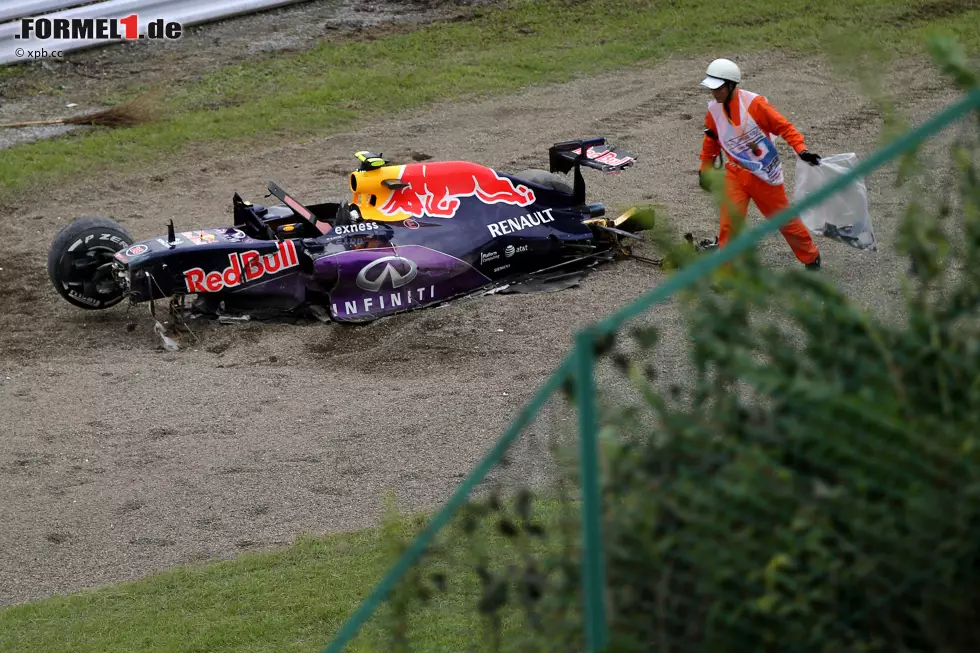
[{"xmin": 47, "ymin": 138, "xmax": 652, "ymax": 325}]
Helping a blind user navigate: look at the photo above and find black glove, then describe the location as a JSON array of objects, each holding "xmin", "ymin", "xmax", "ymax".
[{"xmin": 799, "ymin": 150, "xmax": 821, "ymax": 166}]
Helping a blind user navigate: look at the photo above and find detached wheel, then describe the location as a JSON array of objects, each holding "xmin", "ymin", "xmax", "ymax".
[
  {"xmin": 47, "ymin": 216, "xmax": 134, "ymax": 310},
  {"xmin": 512, "ymin": 168, "xmax": 574, "ymax": 195}
]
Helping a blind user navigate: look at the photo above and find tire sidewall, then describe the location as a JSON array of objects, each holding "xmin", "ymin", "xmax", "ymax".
[{"xmin": 48, "ymin": 217, "xmax": 134, "ymax": 310}]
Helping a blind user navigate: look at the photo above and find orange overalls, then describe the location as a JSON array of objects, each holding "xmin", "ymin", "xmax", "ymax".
[{"xmin": 699, "ymin": 88, "xmax": 819, "ymax": 265}]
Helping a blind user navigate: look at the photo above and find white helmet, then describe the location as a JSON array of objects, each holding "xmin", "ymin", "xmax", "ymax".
[{"xmin": 700, "ymin": 58, "xmax": 741, "ymax": 89}]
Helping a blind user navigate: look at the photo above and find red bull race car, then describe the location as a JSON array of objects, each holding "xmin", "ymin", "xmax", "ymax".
[{"xmin": 46, "ymin": 138, "xmax": 654, "ymax": 328}]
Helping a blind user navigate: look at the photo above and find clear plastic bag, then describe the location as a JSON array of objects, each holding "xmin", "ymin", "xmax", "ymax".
[{"xmin": 794, "ymin": 152, "xmax": 877, "ymax": 251}]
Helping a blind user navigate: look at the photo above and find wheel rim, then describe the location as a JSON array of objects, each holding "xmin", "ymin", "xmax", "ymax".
[{"xmin": 59, "ymin": 244, "xmax": 123, "ymax": 302}]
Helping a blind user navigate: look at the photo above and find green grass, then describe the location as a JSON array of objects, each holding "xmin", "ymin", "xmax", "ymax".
[
  {"xmin": 0, "ymin": 497, "xmax": 577, "ymax": 653},
  {"xmin": 0, "ymin": 531, "xmax": 395, "ymax": 653},
  {"xmin": 0, "ymin": 0, "xmax": 977, "ymax": 201}
]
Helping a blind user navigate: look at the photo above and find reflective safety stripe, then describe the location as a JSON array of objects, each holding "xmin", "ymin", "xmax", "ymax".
[{"xmin": 708, "ymin": 89, "xmax": 783, "ymax": 186}]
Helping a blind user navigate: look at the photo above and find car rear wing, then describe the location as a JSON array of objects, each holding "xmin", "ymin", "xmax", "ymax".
[
  {"xmin": 549, "ymin": 138, "xmax": 637, "ymax": 174},
  {"xmin": 548, "ymin": 138, "xmax": 637, "ymax": 204}
]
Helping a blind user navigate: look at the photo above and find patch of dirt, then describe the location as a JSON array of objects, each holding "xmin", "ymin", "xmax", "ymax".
[
  {"xmin": 0, "ymin": 46, "xmax": 966, "ymax": 606},
  {"xmin": 892, "ymin": 0, "xmax": 979, "ymax": 25}
]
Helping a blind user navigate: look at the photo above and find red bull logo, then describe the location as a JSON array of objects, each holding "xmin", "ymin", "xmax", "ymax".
[
  {"xmin": 183, "ymin": 240, "xmax": 299, "ymax": 293},
  {"xmin": 378, "ymin": 162, "xmax": 536, "ymax": 219}
]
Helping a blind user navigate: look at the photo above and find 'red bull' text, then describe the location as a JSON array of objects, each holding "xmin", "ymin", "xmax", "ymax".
[{"xmin": 183, "ymin": 240, "xmax": 299, "ymax": 293}]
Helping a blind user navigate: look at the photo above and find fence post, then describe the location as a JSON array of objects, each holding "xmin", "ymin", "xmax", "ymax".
[
  {"xmin": 321, "ymin": 359, "xmax": 575, "ymax": 653},
  {"xmin": 575, "ymin": 329, "xmax": 609, "ymax": 652}
]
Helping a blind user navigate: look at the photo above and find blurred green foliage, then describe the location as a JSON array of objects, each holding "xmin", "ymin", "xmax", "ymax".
[{"xmin": 385, "ymin": 35, "xmax": 980, "ymax": 653}]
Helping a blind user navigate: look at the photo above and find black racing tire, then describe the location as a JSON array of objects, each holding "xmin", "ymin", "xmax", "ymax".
[
  {"xmin": 47, "ymin": 216, "xmax": 134, "ymax": 310},
  {"xmin": 512, "ymin": 168, "xmax": 573, "ymax": 195}
]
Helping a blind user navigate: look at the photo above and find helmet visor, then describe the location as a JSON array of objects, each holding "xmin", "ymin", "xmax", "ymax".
[{"xmin": 700, "ymin": 75, "xmax": 727, "ymax": 89}]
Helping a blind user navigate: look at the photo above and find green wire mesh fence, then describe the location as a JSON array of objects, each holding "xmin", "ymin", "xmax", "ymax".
[{"xmin": 322, "ymin": 83, "xmax": 980, "ymax": 653}]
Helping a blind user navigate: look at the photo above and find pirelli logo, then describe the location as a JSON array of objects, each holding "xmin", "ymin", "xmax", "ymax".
[{"xmin": 14, "ymin": 15, "xmax": 183, "ymax": 41}]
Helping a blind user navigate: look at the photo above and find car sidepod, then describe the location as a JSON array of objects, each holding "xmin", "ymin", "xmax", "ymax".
[
  {"xmin": 314, "ymin": 244, "xmax": 493, "ymax": 322},
  {"xmin": 475, "ymin": 203, "xmax": 595, "ymax": 278}
]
